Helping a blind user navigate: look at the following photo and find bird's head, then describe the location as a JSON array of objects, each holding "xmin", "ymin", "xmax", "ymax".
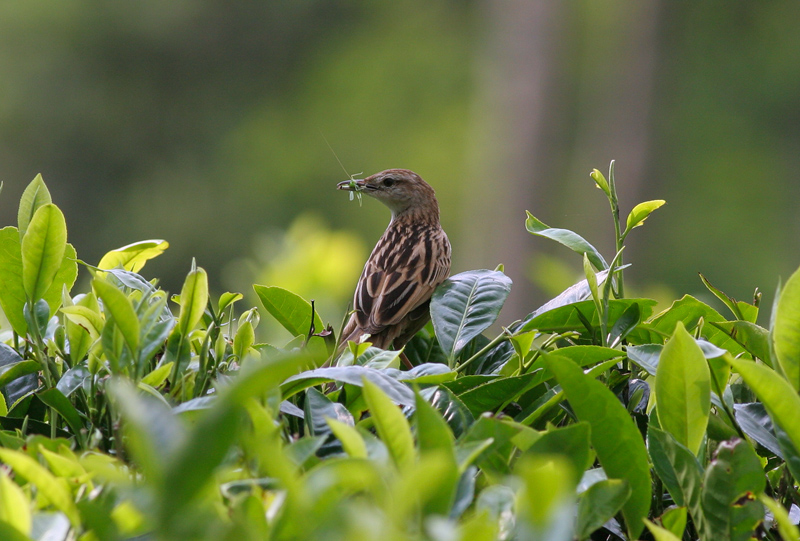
[{"xmin": 337, "ymin": 168, "xmax": 439, "ymax": 221}]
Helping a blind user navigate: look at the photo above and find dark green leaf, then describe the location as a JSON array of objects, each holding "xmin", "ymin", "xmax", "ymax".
[
  {"xmin": 627, "ymin": 344, "xmax": 662, "ymax": 375},
  {"xmin": 431, "ymin": 270, "xmax": 512, "ymax": 362},
  {"xmin": 37, "ymin": 388, "xmax": 84, "ymax": 437},
  {"xmin": 733, "ymin": 403, "xmax": 782, "ymax": 457},
  {"xmin": 458, "ymin": 372, "xmax": 538, "ymax": 417},
  {"xmin": 420, "ymin": 385, "xmax": 474, "ymax": 438}
]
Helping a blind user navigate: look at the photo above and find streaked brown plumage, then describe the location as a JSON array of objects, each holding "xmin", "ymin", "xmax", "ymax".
[{"xmin": 337, "ymin": 169, "xmax": 451, "ymax": 353}]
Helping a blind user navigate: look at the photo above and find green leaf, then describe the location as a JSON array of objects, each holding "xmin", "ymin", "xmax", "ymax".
[
  {"xmin": 458, "ymin": 372, "xmax": 539, "ymax": 417},
  {"xmin": 623, "ymin": 199, "xmax": 665, "ymax": 237},
  {"xmin": 647, "ymin": 425, "xmax": 705, "ymax": 531},
  {"xmin": 254, "ymin": 285, "xmax": 324, "ymax": 338},
  {"xmin": 0, "ymin": 448, "xmax": 80, "ymax": 526},
  {"xmin": 515, "ymin": 455, "xmax": 576, "ymax": 536},
  {"xmin": 233, "ymin": 320, "xmax": 255, "ymax": 360},
  {"xmin": 177, "ymin": 265, "xmax": 209, "ymax": 336},
  {"xmin": 281, "ymin": 365, "xmax": 415, "ymax": 407},
  {"xmin": 37, "ymin": 388, "xmax": 84, "ymax": 437},
  {"xmin": 0, "ymin": 227, "xmax": 26, "ymax": 334},
  {"xmin": 699, "ymin": 273, "xmax": 746, "ymax": 321},
  {"xmin": 0, "ymin": 471, "xmax": 31, "ymax": 536},
  {"xmin": 656, "ymin": 322, "xmax": 711, "ymax": 455},
  {"xmin": 17, "ymin": 173, "xmax": 51, "ymax": 238},
  {"xmin": 21, "ymin": 204, "xmax": 67, "ymax": 302},
  {"xmin": 545, "ymin": 354, "xmax": 651, "ymax": 539},
  {"xmin": 701, "ymin": 438, "xmax": 765, "ymax": 540},
  {"xmin": 362, "ymin": 378, "xmax": 415, "ymax": 471},
  {"xmin": 0, "ymin": 230, "xmax": 74, "ymax": 335},
  {"xmin": 520, "ymin": 298, "xmax": 656, "ymax": 335},
  {"xmin": 525, "ymin": 211, "xmax": 608, "ymax": 270},
  {"xmin": 645, "ymin": 295, "xmax": 745, "ymax": 355},
  {"xmin": 773, "ymin": 264, "xmax": 800, "ymax": 391},
  {"xmin": 430, "ymin": 270, "xmax": 512, "ymax": 363},
  {"xmin": 415, "ymin": 389, "xmax": 455, "ymax": 457},
  {"xmin": 726, "ymin": 357, "xmax": 800, "ymax": 457},
  {"xmin": 327, "ymin": 418, "xmax": 367, "ymax": 458},
  {"xmin": 527, "ymin": 422, "xmax": 592, "ymax": 475},
  {"xmin": 643, "ymin": 518, "xmax": 682, "ymax": 541},
  {"xmin": 414, "ymin": 392, "xmax": 459, "ymax": 516},
  {"xmin": 590, "ymin": 168, "xmax": 610, "ymax": 196},
  {"xmin": 97, "ymin": 239, "xmax": 169, "ymax": 273},
  {"xmin": 218, "ymin": 292, "xmax": 243, "ymax": 313},
  {"xmin": 576, "ymin": 479, "xmax": 631, "ymax": 539},
  {"xmin": 0, "ymin": 360, "xmax": 40, "ymax": 389},
  {"xmin": 711, "ymin": 321, "xmax": 772, "ymax": 365},
  {"xmin": 93, "ymin": 278, "xmax": 140, "ymax": 356}
]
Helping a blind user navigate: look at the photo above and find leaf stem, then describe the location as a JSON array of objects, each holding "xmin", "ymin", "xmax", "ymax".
[{"xmin": 456, "ymin": 331, "xmax": 510, "ymax": 374}]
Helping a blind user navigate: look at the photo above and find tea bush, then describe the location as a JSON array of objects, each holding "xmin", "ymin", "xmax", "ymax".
[{"xmin": 0, "ymin": 164, "xmax": 798, "ymax": 540}]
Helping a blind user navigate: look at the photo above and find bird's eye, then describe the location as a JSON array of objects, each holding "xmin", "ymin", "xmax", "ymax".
[{"xmin": 383, "ymin": 177, "xmax": 395, "ymax": 187}]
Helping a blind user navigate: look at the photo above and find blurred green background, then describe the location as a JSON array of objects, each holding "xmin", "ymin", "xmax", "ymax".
[{"xmin": 1, "ymin": 1, "xmax": 798, "ymax": 336}]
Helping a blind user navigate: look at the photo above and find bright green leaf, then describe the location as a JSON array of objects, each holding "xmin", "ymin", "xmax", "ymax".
[
  {"xmin": 254, "ymin": 285, "xmax": 323, "ymax": 338},
  {"xmin": 97, "ymin": 239, "xmax": 169, "ymax": 273},
  {"xmin": 590, "ymin": 168, "xmax": 610, "ymax": 196},
  {"xmin": 362, "ymin": 378, "xmax": 415, "ymax": 471},
  {"xmin": 656, "ymin": 322, "xmax": 711, "ymax": 455},
  {"xmin": 773, "ymin": 264, "xmax": 800, "ymax": 391},
  {"xmin": 93, "ymin": 278, "xmax": 140, "ymax": 356},
  {"xmin": 0, "ymin": 448, "xmax": 80, "ymax": 526},
  {"xmin": 17, "ymin": 174, "xmax": 51, "ymax": 238},
  {"xmin": 327, "ymin": 418, "xmax": 367, "ymax": 459},
  {"xmin": 643, "ymin": 518, "xmax": 682, "ymax": 541},
  {"xmin": 0, "ymin": 471, "xmax": 31, "ymax": 535},
  {"xmin": 178, "ymin": 265, "xmax": 208, "ymax": 336},
  {"xmin": 21, "ymin": 204, "xmax": 67, "ymax": 302},
  {"xmin": 624, "ymin": 199, "xmax": 665, "ymax": 236}
]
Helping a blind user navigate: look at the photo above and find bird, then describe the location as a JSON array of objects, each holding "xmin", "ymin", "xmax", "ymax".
[{"xmin": 336, "ymin": 169, "xmax": 451, "ymax": 357}]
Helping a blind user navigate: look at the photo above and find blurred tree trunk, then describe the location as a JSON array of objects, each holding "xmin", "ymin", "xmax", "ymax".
[{"xmin": 462, "ymin": 0, "xmax": 661, "ymax": 322}]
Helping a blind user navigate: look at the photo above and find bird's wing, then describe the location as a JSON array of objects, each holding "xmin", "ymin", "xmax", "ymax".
[{"xmin": 354, "ymin": 226, "xmax": 450, "ymax": 334}]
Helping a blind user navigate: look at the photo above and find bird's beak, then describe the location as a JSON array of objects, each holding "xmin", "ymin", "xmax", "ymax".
[{"xmin": 337, "ymin": 179, "xmax": 367, "ymax": 191}]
